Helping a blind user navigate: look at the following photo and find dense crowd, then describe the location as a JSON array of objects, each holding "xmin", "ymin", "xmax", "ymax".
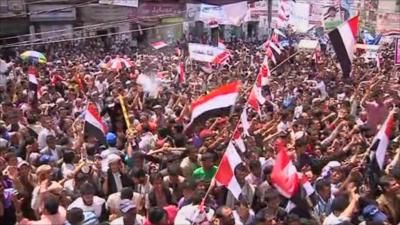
[{"xmin": 0, "ymin": 32, "xmax": 399, "ymax": 225}]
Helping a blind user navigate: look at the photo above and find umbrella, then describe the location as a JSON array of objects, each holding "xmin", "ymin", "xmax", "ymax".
[
  {"xmin": 20, "ymin": 50, "xmax": 47, "ymax": 64},
  {"xmin": 106, "ymin": 57, "xmax": 134, "ymax": 71}
]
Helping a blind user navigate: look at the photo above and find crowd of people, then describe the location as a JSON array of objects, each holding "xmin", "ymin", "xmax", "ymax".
[{"xmin": 0, "ymin": 30, "xmax": 399, "ymax": 225}]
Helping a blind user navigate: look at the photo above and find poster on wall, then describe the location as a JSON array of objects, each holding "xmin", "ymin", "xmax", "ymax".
[
  {"xmin": 99, "ymin": 0, "xmax": 138, "ymax": 7},
  {"xmin": 288, "ymin": 2, "xmax": 310, "ymax": 33}
]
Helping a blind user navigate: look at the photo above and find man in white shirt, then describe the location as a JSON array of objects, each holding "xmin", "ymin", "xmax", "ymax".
[
  {"xmin": 110, "ymin": 199, "xmax": 145, "ymax": 225},
  {"xmin": 38, "ymin": 115, "xmax": 56, "ymax": 150}
]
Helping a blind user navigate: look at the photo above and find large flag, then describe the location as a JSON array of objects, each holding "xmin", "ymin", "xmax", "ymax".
[
  {"xmin": 84, "ymin": 103, "xmax": 108, "ymax": 144},
  {"xmin": 328, "ymin": 15, "xmax": 359, "ymax": 76},
  {"xmin": 370, "ymin": 111, "xmax": 395, "ymax": 170},
  {"xmin": 187, "ymin": 81, "xmax": 241, "ymax": 128},
  {"xmin": 367, "ymin": 110, "xmax": 395, "ymax": 195},
  {"xmin": 215, "ymin": 141, "xmax": 243, "ymax": 198},
  {"xmin": 271, "ymin": 140, "xmax": 300, "ymax": 198}
]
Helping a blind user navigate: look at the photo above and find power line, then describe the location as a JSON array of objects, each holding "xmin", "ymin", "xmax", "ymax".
[
  {"xmin": 1, "ymin": 22, "xmax": 189, "ymax": 48},
  {"xmin": 0, "ymin": 10, "xmax": 188, "ymax": 42}
]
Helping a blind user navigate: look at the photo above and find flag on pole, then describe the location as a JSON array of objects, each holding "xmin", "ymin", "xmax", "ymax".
[
  {"xmin": 187, "ymin": 81, "xmax": 241, "ymax": 129},
  {"xmin": 328, "ymin": 15, "xmax": 359, "ymax": 76},
  {"xmin": 367, "ymin": 110, "xmax": 395, "ymax": 196},
  {"xmin": 151, "ymin": 41, "xmax": 168, "ymax": 49},
  {"xmin": 271, "ymin": 140, "xmax": 300, "ymax": 198},
  {"xmin": 84, "ymin": 103, "xmax": 108, "ymax": 144},
  {"xmin": 28, "ymin": 66, "xmax": 42, "ymax": 99},
  {"xmin": 370, "ymin": 111, "xmax": 395, "ymax": 170},
  {"xmin": 215, "ymin": 141, "xmax": 243, "ymax": 198},
  {"xmin": 257, "ymin": 57, "xmax": 270, "ymax": 87}
]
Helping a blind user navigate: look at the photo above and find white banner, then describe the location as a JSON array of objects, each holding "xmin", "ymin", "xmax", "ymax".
[
  {"xmin": 188, "ymin": 43, "xmax": 224, "ymax": 62},
  {"xmin": 288, "ymin": 2, "xmax": 310, "ymax": 33},
  {"xmin": 99, "ymin": 0, "xmax": 138, "ymax": 7},
  {"xmin": 186, "ymin": 1, "xmax": 248, "ymax": 25}
]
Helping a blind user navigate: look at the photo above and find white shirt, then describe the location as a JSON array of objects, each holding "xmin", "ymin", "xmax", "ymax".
[
  {"xmin": 316, "ymin": 80, "xmax": 328, "ymax": 100},
  {"xmin": 174, "ymin": 204, "xmax": 214, "ymax": 225},
  {"xmin": 106, "ymin": 192, "xmax": 144, "ymax": 214},
  {"xmin": 323, "ymin": 213, "xmax": 350, "ymax": 225},
  {"xmin": 38, "ymin": 128, "xmax": 56, "ymax": 150},
  {"xmin": 110, "ymin": 215, "xmax": 145, "ymax": 225},
  {"xmin": 113, "ymin": 172, "xmax": 123, "ymax": 192}
]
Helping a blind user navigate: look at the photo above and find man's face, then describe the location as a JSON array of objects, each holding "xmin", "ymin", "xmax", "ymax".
[
  {"xmin": 201, "ymin": 158, "xmax": 213, "ymax": 170},
  {"xmin": 82, "ymin": 194, "xmax": 94, "ymax": 206},
  {"xmin": 220, "ymin": 207, "xmax": 235, "ymax": 225}
]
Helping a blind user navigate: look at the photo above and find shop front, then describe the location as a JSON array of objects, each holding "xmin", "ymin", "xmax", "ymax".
[
  {"xmin": 132, "ymin": 2, "xmax": 185, "ymax": 44},
  {"xmin": 28, "ymin": 4, "xmax": 76, "ymax": 41},
  {"xmin": 79, "ymin": 3, "xmax": 134, "ymax": 41}
]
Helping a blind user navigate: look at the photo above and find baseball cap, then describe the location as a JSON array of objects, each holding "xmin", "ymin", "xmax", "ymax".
[
  {"xmin": 362, "ymin": 204, "xmax": 387, "ymax": 222},
  {"xmin": 106, "ymin": 132, "xmax": 117, "ymax": 145},
  {"xmin": 119, "ymin": 199, "xmax": 136, "ymax": 213}
]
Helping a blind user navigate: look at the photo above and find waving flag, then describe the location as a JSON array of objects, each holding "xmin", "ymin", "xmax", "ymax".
[
  {"xmin": 328, "ymin": 15, "xmax": 359, "ymax": 76},
  {"xmin": 151, "ymin": 41, "xmax": 168, "ymax": 49},
  {"xmin": 28, "ymin": 66, "xmax": 42, "ymax": 100},
  {"xmin": 370, "ymin": 111, "xmax": 395, "ymax": 170},
  {"xmin": 257, "ymin": 57, "xmax": 270, "ymax": 87},
  {"xmin": 271, "ymin": 141, "xmax": 300, "ymax": 198},
  {"xmin": 84, "ymin": 103, "xmax": 108, "ymax": 144},
  {"xmin": 187, "ymin": 81, "xmax": 240, "ymax": 128},
  {"xmin": 215, "ymin": 141, "xmax": 243, "ymax": 198}
]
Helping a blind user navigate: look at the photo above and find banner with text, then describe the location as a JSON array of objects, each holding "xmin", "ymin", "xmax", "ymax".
[{"xmin": 188, "ymin": 43, "xmax": 225, "ymax": 62}]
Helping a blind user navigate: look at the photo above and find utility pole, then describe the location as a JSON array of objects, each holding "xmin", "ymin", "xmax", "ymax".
[{"xmin": 267, "ymin": 0, "xmax": 272, "ymax": 36}]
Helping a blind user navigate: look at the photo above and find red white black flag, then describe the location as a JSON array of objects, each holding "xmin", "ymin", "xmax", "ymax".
[
  {"xmin": 84, "ymin": 103, "xmax": 108, "ymax": 144},
  {"xmin": 328, "ymin": 15, "xmax": 359, "ymax": 76}
]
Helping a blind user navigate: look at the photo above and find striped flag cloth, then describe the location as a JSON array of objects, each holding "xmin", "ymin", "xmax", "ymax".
[
  {"xmin": 187, "ymin": 81, "xmax": 241, "ymax": 129},
  {"xmin": 84, "ymin": 103, "xmax": 108, "ymax": 144},
  {"xmin": 328, "ymin": 15, "xmax": 359, "ymax": 76},
  {"xmin": 271, "ymin": 140, "xmax": 300, "ymax": 198},
  {"xmin": 151, "ymin": 41, "xmax": 168, "ymax": 49},
  {"xmin": 367, "ymin": 110, "xmax": 395, "ymax": 195},
  {"xmin": 215, "ymin": 141, "xmax": 243, "ymax": 198},
  {"xmin": 28, "ymin": 66, "xmax": 42, "ymax": 100}
]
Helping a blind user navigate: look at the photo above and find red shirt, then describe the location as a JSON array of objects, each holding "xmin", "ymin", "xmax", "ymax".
[{"xmin": 144, "ymin": 205, "xmax": 178, "ymax": 225}]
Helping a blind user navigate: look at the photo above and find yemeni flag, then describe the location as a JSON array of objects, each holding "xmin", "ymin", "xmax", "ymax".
[
  {"xmin": 328, "ymin": 15, "xmax": 359, "ymax": 76},
  {"xmin": 367, "ymin": 111, "xmax": 395, "ymax": 195},
  {"xmin": 271, "ymin": 140, "xmax": 300, "ymax": 198},
  {"xmin": 257, "ymin": 57, "xmax": 270, "ymax": 87},
  {"xmin": 177, "ymin": 61, "xmax": 185, "ymax": 84},
  {"xmin": 215, "ymin": 141, "xmax": 243, "ymax": 198},
  {"xmin": 151, "ymin": 41, "xmax": 168, "ymax": 49},
  {"xmin": 370, "ymin": 111, "xmax": 395, "ymax": 168},
  {"xmin": 187, "ymin": 81, "xmax": 241, "ymax": 128},
  {"xmin": 28, "ymin": 66, "xmax": 42, "ymax": 101},
  {"xmin": 84, "ymin": 103, "xmax": 108, "ymax": 144}
]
